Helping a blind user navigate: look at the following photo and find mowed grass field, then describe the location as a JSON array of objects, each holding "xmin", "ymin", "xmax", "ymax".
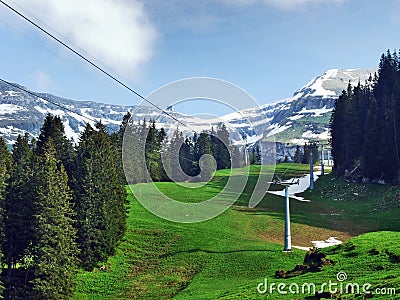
[{"xmin": 74, "ymin": 164, "xmax": 400, "ymax": 299}]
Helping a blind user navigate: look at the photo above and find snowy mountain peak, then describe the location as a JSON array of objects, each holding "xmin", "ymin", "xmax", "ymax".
[
  {"xmin": 293, "ymin": 68, "xmax": 376, "ymax": 100},
  {"xmin": 220, "ymin": 68, "xmax": 377, "ymax": 148}
]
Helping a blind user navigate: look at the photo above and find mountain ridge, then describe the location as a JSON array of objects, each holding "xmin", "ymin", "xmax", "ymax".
[
  {"xmin": 224, "ymin": 68, "xmax": 375, "ymax": 145},
  {"xmin": 0, "ymin": 68, "xmax": 375, "ymax": 146}
]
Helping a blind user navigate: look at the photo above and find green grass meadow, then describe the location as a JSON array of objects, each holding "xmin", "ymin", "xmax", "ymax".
[{"xmin": 74, "ymin": 164, "xmax": 400, "ymax": 299}]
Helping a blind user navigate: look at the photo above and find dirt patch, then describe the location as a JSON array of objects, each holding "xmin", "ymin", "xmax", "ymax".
[{"xmin": 255, "ymin": 222, "xmax": 353, "ymax": 248}]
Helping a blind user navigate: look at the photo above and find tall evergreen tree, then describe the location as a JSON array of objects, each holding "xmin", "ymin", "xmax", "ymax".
[
  {"xmin": 373, "ymin": 51, "xmax": 400, "ymax": 181},
  {"xmin": 330, "ymin": 90, "xmax": 349, "ymax": 173},
  {"xmin": 169, "ymin": 128, "xmax": 185, "ymax": 182},
  {"xmin": 209, "ymin": 127, "xmax": 218, "ymax": 167},
  {"xmin": 230, "ymin": 145, "xmax": 243, "ymax": 168},
  {"xmin": 294, "ymin": 145, "xmax": 303, "ymax": 163},
  {"xmin": 145, "ymin": 120, "xmax": 162, "ymax": 181},
  {"xmin": 311, "ymin": 142, "xmax": 319, "ymax": 164},
  {"xmin": 362, "ymin": 95, "xmax": 380, "ymax": 179},
  {"xmin": 138, "ymin": 119, "xmax": 150, "ymax": 182},
  {"xmin": 4, "ymin": 134, "xmax": 34, "ymax": 272},
  {"xmin": 35, "ymin": 114, "xmax": 75, "ymax": 180},
  {"xmin": 122, "ymin": 118, "xmax": 145, "ymax": 184},
  {"xmin": 74, "ymin": 123, "xmax": 127, "ymax": 270},
  {"xmin": 254, "ymin": 144, "xmax": 262, "ymax": 165},
  {"xmin": 215, "ymin": 123, "xmax": 231, "ymax": 169},
  {"xmin": 0, "ymin": 137, "xmax": 12, "ymax": 298},
  {"xmin": 344, "ymin": 82, "xmax": 361, "ymax": 167},
  {"xmin": 29, "ymin": 139, "xmax": 78, "ymax": 300},
  {"xmin": 249, "ymin": 147, "xmax": 255, "ymax": 165},
  {"xmin": 157, "ymin": 127, "xmax": 169, "ymax": 181},
  {"xmin": 302, "ymin": 143, "xmax": 310, "ymax": 164},
  {"xmin": 118, "ymin": 111, "xmax": 132, "ymax": 140},
  {"xmin": 180, "ymin": 137, "xmax": 196, "ymax": 177},
  {"xmin": 112, "ymin": 111, "xmax": 134, "ymax": 186},
  {"xmin": 194, "ymin": 131, "xmax": 213, "ymax": 180}
]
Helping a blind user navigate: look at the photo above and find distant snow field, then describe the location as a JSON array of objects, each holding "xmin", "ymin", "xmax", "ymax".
[{"xmin": 0, "ymin": 104, "xmax": 27, "ymax": 114}]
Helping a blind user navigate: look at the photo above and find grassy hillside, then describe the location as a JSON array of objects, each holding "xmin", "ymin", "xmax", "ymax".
[{"xmin": 74, "ymin": 164, "xmax": 400, "ymax": 299}]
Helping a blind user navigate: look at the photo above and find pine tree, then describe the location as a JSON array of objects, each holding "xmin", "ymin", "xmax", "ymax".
[
  {"xmin": 74, "ymin": 123, "xmax": 127, "ymax": 270},
  {"xmin": 0, "ymin": 137, "xmax": 12, "ymax": 298},
  {"xmin": 215, "ymin": 123, "xmax": 231, "ymax": 169},
  {"xmin": 112, "ymin": 111, "xmax": 134, "ymax": 186},
  {"xmin": 330, "ymin": 90, "xmax": 348, "ymax": 173},
  {"xmin": 231, "ymin": 144, "xmax": 244, "ymax": 168},
  {"xmin": 35, "ymin": 114, "xmax": 75, "ymax": 180},
  {"xmin": 29, "ymin": 139, "xmax": 78, "ymax": 300},
  {"xmin": 4, "ymin": 134, "xmax": 34, "ymax": 271},
  {"xmin": 373, "ymin": 51, "xmax": 400, "ymax": 182},
  {"xmin": 156, "ymin": 127, "xmax": 168, "ymax": 181},
  {"xmin": 145, "ymin": 120, "xmax": 162, "ymax": 181},
  {"xmin": 249, "ymin": 147, "xmax": 255, "ymax": 165},
  {"xmin": 169, "ymin": 128, "xmax": 185, "ymax": 181},
  {"xmin": 345, "ymin": 82, "xmax": 360, "ymax": 167},
  {"xmin": 210, "ymin": 127, "xmax": 217, "ymax": 163},
  {"xmin": 191, "ymin": 132, "xmax": 199, "ymax": 175},
  {"xmin": 73, "ymin": 124, "xmax": 102, "ymax": 270},
  {"xmin": 118, "ymin": 111, "xmax": 132, "ymax": 140},
  {"xmin": 311, "ymin": 142, "xmax": 319, "ymax": 164},
  {"xmin": 302, "ymin": 144, "xmax": 310, "ymax": 164},
  {"xmin": 195, "ymin": 131, "xmax": 213, "ymax": 180},
  {"xmin": 254, "ymin": 144, "xmax": 262, "ymax": 164},
  {"xmin": 294, "ymin": 145, "xmax": 303, "ymax": 163},
  {"xmin": 362, "ymin": 95, "xmax": 380, "ymax": 179},
  {"xmin": 122, "ymin": 119, "xmax": 145, "ymax": 184},
  {"xmin": 180, "ymin": 137, "xmax": 196, "ymax": 177},
  {"xmin": 140, "ymin": 119, "xmax": 150, "ymax": 182}
]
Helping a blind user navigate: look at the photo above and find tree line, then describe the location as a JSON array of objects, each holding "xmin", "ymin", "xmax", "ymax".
[
  {"xmin": 0, "ymin": 114, "xmax": 127, "ymax": 299},
  {"xmin": 330, "ymin": 50, "xmax": 400, "ymax": 183},
  {"xmin": 293, "ymin": 143, "xmax": 319, "ymax": 164},
  {"xmin": 121, "ymin": 113, "xmax": 247, "ymax": 184}
]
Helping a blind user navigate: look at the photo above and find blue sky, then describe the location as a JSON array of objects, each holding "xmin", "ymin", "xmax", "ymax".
[{"xmin": 0, "ymin": 0, "xmax": 399, "ymax": 116}]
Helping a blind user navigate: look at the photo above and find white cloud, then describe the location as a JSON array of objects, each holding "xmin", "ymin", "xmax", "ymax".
[
  {"xmin": 33, "ymin": 70, "xmax": 52, "ymax": 91},
  {"xmin": 220, "ymin": 0, "xmax": 258, "ymax": 6},
  {"xmin": 222, "ymin": 0, "xmax": 345, "ymax": 10},
  {"xmin": 14, "ymin": 0, "xmax": 157, "ymax": 77},
  {"xmin": 264, "ymin": 0, "xmax": 345, "ymax": 10}
]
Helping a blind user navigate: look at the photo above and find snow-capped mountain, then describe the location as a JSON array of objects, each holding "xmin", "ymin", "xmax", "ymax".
[
  {"xmin": 223, "ymin": 68, "xmax": 375, "ymax": 145},
  {"xmin": 0, "ymin": 80, "xmax": 137, "ymax": 144},
  {"xmin": 0, "ymin": 68, "xmax": 375, "ymax": 147}
]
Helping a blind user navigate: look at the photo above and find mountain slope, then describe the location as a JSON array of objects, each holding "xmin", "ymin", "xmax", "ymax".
[
  {"xmin": 224, "ymin": 68, "xmax": 375, "ymax": 145},
  {"xmin": 0, "ymin": 68, "xmax": 375, "ymax": 145},
  {"xmin": 0, "ymin": 81, "xmax": 135, "ymax": 143}
]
